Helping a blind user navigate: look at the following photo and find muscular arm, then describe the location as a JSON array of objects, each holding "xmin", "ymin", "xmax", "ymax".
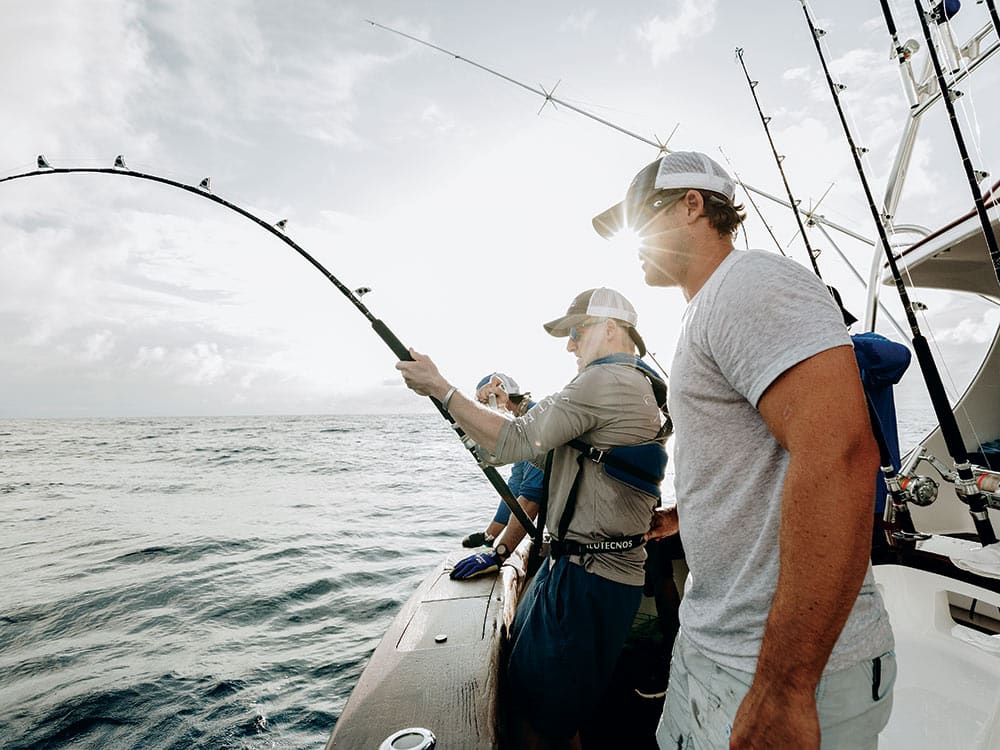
[
  {"xmin": 395, "ymin": 348, "xmax": 508, "ymax": 452},
  {"xmin": 730, "ymin": 345, "xmax": 879, "ymax": 749}
]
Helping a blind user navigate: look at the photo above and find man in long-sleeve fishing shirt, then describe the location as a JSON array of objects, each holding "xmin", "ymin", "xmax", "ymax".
[
  {"xmin": 593, "ymin": 151, "xmax": 895, "ymax": 749},
  {"xmin": 397, "ymin": 287, "xmax": 675, "ymax": 748}
]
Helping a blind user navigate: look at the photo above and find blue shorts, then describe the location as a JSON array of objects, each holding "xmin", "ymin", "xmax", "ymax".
[{"xmin": 507, "ymin": 556, "xmax": 643, "ymax": 740}]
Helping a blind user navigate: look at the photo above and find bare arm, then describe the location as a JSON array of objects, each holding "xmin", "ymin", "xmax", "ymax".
[
  {"xmin": 730, "ymin": 345, "xmax": 879, "ymax": 749},
  {"xmin": 395, "ymin": 348, "xmax": 508, "ymax": 451},
  {"xmin": 493, "ymin": 497, "xmax": 539, "ymax": 553}
]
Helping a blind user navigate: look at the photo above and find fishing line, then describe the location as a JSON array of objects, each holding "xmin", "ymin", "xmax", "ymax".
[
  {"xmin": 717, "ymin": 147, "xmax": 786, "ymax": 256},
  {"xmin": 801, "ymin": 0, "xmax": 998, "ymax": 546},
  {"xmin": 0, "ymin": 159, "xmax": 538, "ymax": 538},
  {"xmin": 367, "ymin": 19, "xmax": 876, "ymax": 250},
  {"xmin": 911, "ymin": 0, "xmax": 1000, "ymax": 283},
  {"xmin": 735, "ymin": 47, "xmax": 822, "ymax": 277}
]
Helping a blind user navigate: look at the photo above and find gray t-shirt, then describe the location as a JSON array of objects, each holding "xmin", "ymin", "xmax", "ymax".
[
  {"xmin": 670, "ymin": 250, "xmax": 894, "ymax": 674},
  {"xmin": 495, "ymin": 361, "xmax": 663, "ymax": 586}
]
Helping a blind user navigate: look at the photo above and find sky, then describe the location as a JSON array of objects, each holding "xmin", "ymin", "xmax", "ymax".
[{"xmin": 1, "ymin": 0, "xmax": 999, "ymax": 420}]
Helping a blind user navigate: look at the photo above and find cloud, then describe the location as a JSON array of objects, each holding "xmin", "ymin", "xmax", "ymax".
[
  {"xmin": 560, "ymin": 9, "xmax": 598, "ymax": 34},
  {"xmin": 782, "ymin": 66, "xmax": 811, "ymax": 82},
  {"xmin": 419, "ymin": 104, "xmax": 455, "ymax": 133},
  {"xmin": 79, "ymin": 330, "xmax": 116, "ymax": 362},
  {"xmin": 935, "ymin": 309, "xmax": 1000, "ymax": 345},
  {"xmin": 638, "ymin": 0, "xmax": 717, "ymax": 66}
]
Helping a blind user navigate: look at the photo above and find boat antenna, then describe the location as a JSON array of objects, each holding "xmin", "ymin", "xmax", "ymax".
[
  {"xmin": 799, "ymin": 0, "xmax": 997, "ymax": 546},
  {"xmin": 735, "ymin": 47, "xmax": 822, "ymax": 278},
  {"xmin": 0, "ymin": 158, "xmax": 538, "ymax": 539},
  {"xmin": 907, "ymin": 0, "xmax": 1000, "ymax": 285}
]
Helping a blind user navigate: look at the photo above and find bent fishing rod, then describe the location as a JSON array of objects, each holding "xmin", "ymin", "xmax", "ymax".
[
  {"xmin": 800, "ymin": 0, "xmax": 997, "ymax": 546},
  {"xmin": 0, "ymin": 157, "xmax": 538, "ymax": 539}
]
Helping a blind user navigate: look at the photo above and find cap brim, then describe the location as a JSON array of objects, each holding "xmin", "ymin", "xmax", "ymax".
[
  {"xmin": 592, "ymin": 201, "xmax": 625, "ymax": 239},
  {"xmin": 629, "ymin": 327, "xmax": 647, "ymax": 358},
  {"xmin": 543, "ymin": 312, "xmax": 591, "ymax": 337}
]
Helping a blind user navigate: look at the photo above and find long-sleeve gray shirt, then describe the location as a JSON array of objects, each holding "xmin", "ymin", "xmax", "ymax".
[{"xmin": 494, "ymin": 361, "xmax": 664, "ymax": 586}]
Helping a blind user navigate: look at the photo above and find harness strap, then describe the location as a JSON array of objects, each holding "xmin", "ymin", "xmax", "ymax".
[
  {"xmin": 566, "ymin": 437, "xmax": 664, "ymax": 486},
  {"xmin": 556, "ymin": 452, "xmax": 588, "ymax": 544},
  {"xmin": 533, "ymin": 450, "xmax": 556, "ymax": 555},
  {"xmin": 549, "ymin": 534, "xmax": 646, "ymax": 558}
]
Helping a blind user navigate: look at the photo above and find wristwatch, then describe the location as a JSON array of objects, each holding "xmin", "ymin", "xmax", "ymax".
[{"xmin": 494, "ymin": 542, "xmax": 511, "ymax": 560}]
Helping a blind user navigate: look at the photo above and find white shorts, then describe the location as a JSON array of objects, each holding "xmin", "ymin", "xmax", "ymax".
[{"xmin": 656, "ymin": 632, "xmax": 896, "ymax": 750}]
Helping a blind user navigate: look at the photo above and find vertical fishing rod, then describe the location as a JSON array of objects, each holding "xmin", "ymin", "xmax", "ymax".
[
  {"xmin": 799, "ymin": 0, "xmax": 997, "ymax": 546},
  {"xmin": 735, "ymin": 47, "xmax": 822, "ymax": 278},
  {"xmin": 983, "ymin": 0, "xmax": 1000, "ymax": 48},
  {"xmin": 0, "ymin": 160, "xmax": 538, "ymax": 539},
  {"xmin": 880, "ymin": 0, "xmax": 922, "ymax": 108},
  {"xmin": 718, "ymin": 147, "xmax": 788, "ymax": 256},
  {"xmin": 736, "ymin": 44, "xmax": 921, "ymax": 546},
  {"xmin": 911, "ymin": 0, "xmax": 1000, "ymax": 285}
]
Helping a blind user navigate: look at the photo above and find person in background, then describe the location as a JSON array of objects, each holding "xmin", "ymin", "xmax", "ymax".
[
  {"xmin": 397, "ymin": 287, "xmax": 674, "ymax": 749},
  {"xmin": 594, "ymin": 151, "xmax": 895, "ymax": 750},
  {"xmin": 451, "ymin": 372, "xmax": 544, "ymax": 580},
  {"xmin": 459, "ymin": 372, "xmax": 543, "ymax": 551}
]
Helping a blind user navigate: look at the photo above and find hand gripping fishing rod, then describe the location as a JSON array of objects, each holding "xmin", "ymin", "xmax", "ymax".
[
  {"xmin": 0, "ymin": 157, "xmax": 537, "ymax": 539},
  {"xmin": 909, "ymin": 0, "xmax": 1000, "ymax": 284},
  {"xmin": 799, "ymin": 0, "xmax": 997, "ymax": 546}
]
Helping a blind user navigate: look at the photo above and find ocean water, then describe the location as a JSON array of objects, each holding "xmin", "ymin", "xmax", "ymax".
[
  {"xmin": 0, "ymin": 409, "xmax": 939, "ymax": 749},
  {"xmin": 0, "ymin": 415, "xmax": 493, "ymax": 750}
]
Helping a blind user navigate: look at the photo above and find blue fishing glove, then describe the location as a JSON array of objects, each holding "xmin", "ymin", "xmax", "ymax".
[{"xmin": 450, "ymin": 550, "xmax": 501, "ymax": 580}]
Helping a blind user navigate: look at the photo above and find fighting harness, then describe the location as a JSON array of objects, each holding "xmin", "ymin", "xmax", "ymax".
[{"xmin": 534, "ymin": 355, "xmax": 672, "ymax": 560}]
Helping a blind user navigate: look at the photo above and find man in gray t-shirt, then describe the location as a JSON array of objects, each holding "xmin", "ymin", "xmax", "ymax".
[{"xmin": 594, "ymin": 151, "xmax": 895, "ymax": 749}]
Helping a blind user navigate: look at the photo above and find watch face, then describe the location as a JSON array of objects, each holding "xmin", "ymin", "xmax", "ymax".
[{"xmin": 495, "ymin": 543, "xmax": 509, "ymax": 558}]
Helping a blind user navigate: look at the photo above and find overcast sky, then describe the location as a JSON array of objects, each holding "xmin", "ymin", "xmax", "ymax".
[{"xmin": 1, "ymin": 0, "xmax": 998, "ymax": 420}]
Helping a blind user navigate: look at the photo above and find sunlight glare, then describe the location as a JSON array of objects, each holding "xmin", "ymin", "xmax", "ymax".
[{"xmin": 607, "ymin": 228, "xmax": 642, "ymax": 256}]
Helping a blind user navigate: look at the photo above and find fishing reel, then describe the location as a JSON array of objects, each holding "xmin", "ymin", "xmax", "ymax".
[
  {"xmin": 893, "ymin": 446, "xmax": 945, "ymax": 508},
  {"xmin": 898, "ymin": 474, "xmax": 940, "ymax": 507}
]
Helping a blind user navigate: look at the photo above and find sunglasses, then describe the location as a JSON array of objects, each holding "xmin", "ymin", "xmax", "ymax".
[
  {"xmin": 628, "ymin": 191, "xmax": 684, "ymax": 230},
  {"xmin": 569, "ymin": 321, "xmax": 602, "ymax": 341}
]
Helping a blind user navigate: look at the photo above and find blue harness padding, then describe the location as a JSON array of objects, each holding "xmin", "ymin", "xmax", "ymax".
[
  {"xmin": 566, "ymin": 439, "xmax": 668, "ymax": 499},
  {"xmin": 538, "ymin": 354, "xmax": 672, "ymax": 558},
  {"xmin": 853, "ymin": 333, "xmax": 911, "ymax": 514},
  {"xmin": 566, "ymin": 353, "xmax": 670, "ymax": 499}
]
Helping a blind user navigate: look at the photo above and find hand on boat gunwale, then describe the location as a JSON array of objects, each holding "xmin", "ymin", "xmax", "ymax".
[
  {"xmin": 450, "ymin": 550, "xmax": 500, "ymax": 580},
  {"xmin": 644, "ymin": 506, "xmax": 679, "ymax": 542},
  {"xmin": 395, "ymin": 348, "xmax": 450, "ymax": 400}
]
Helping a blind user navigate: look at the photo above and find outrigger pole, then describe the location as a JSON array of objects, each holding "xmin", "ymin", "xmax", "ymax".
[
  {"xmin": 799, "ymin": 0, "xmax": 997, "ymax": 546},
  {"xmin": 735, "ymin": 47, "xmax": 823, "ymax": 278},
  {"xmin": 0, "ymin": 159, "xmax": 538, "ymax": 539},
  {"xmin": 909, "ymin": 0, "xmax": 1000, "ymax": 285},
  {"xmin": 367, "ymin": 19, "xmax": 877, "ymax": 251}
]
